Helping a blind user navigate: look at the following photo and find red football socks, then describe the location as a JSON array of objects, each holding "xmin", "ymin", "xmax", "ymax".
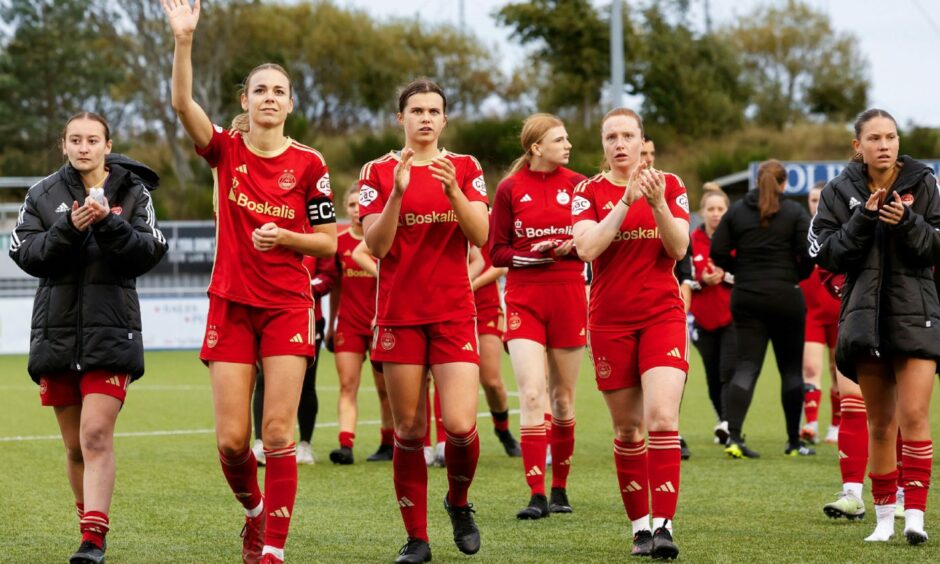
[
  {"xmin": 219, "ymin": 448, "xmax": 263, "ymax": 511},
  {"xmin": 339, "ymin": 431, "xmax": 355, "ymax": 449},
  {"xmin": 550, "ymin": 417, "xmax": 575, "ymax": 489},
  {"xmin": 380, "ymin": 427, "xmax": 394, "ymax": 447},
  {"xmin": 648, "ymin": 431, "xmax": 681, "ymax": 520},
  {"xmin": 838, "ymin": 395, "xmax": 868, "ymax": 484},
  {"xmin": 901, "ymin": 440, "xmax": 933, "ymax": 512},
  {"xmin": 830, "ymin": 388, "xmax": 842, "ymax": 427},
  {"xmin": 80, "ymin": 510, "xmax": 109, "ymax": 549},
  {"xmin": 394, "ymin": 435, "xmax": 428, "ymax": 542},
  {"xmin": 614, "ymin": 438, "xmax": 649, "ymax": 520},
  {"xmin": 870, "ymin": 469, "xmax": 899, "ymax": 506},
  {"xmin": 803, "ymin": 387, "xmax": 821, "ymax": 425},
  {"xmin": 445, "ymin": 426, "xmax": 480, "ymax": 507},
  {"xmin": 263, "ymin": 444, "xmax": 298, "ymax": 549},
  {"xmin": 491, "ymin": 410, "xmax": 510, "ymax": 433},
  {"xmin": 520, "ymin": 424, "xmax": 548, "ymax": 496}
]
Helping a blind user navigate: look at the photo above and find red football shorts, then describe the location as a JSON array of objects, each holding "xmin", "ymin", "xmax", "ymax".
[
  {"xmin": 39, "ymin": 370, "xmax": 130, "ymax": 406},
  {"xmin": 805, "ymin": 315, "xmax": 838, "ymax": 348},
  {"xmin": 334, "ymin": 320, "xmax": 373, "ymax": 355},
  {"xmin": 504, "ymin": 281, "xmax": 587, "ymax": 348},
  {"xmin": 477, "ymin": 304, "xmax": 504, "ymax": 338},
  {"xmin": 370, "ymin": 317, "xmax": 479, "ymax": 366},
  {"xmin": 200, "ymin": 295, "xmax": 316, "ymax": 364},
  {"xmin": 588, "ymin": 316, "xmax": 689, "ymax": 391}
]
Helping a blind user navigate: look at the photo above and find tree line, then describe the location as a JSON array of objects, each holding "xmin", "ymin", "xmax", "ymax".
[{"xmin": 0, "ymin": 0, "xmax": 882, "ymax": 218}]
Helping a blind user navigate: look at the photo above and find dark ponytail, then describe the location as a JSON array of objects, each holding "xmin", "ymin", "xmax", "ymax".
[{"xmin": 757, "ymin": 159, "xmax": 786, "ymax": 228}]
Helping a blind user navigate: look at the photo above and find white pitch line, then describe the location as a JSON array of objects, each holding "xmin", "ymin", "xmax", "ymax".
[{"xmin": 0, "ymin": 409, "xmax": 520, "ymax": 443}]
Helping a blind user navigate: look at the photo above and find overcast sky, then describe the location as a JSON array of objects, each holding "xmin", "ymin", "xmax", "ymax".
[{"xmin": 338, "ymin": 0, "xmax": 940, "ymax": 127}]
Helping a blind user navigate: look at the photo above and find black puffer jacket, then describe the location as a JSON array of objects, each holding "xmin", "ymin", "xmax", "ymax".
[
  {"xmin": 710, "ymin": 189, "xmax": 813, "ymax": 288},
  {"xmin": 808, "ymin": 156, "xmax": 940, "ymax": 380},
  {"xmin": 9, "ymin": 155, "xmax": 168, "ymax": 383}
]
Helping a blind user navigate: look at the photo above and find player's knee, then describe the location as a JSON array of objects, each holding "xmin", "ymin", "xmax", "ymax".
[
  {"xmin": 64, "ymin": 444, "xmax": 84, "ymax": 464},
  {"xmin": 614, "ymin": 424, "xmax": 644, "ymax": 443},
  {"xmin": 261, "ymin": 419, "xmax": 294, "ymax": 447},
  {"xmin": 645, "ymin": 408, "xmax": 679, "ymax": 432},
  {"xmin": 520, "ymin": 387, "xmax": 544, "ymax": 413},
  {"xmin": 550, "ymin": 395, "xmax": 574, "ymax": 419},
  {"xmin": 867, "ymin": 419, "xmax": 896, "ymax": 442},
  {"xmin": 216, "ymin": 435, "xmax": 251, "ymax": 457},
  {"xmin": 80, "ymin": 424, "xmax": 112, "ymax": 455},
  {"xmin": 393, "ymin": 416, "xmax": 426, "ymax": 441}
]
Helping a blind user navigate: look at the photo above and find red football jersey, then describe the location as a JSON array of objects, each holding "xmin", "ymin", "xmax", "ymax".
[
  {"xmin": 689, "ymin": 226, "xmax": 732, "ymax": 331},
  {"xmin": 335, "ymin": 228, "xmax": 377, "ymax": 332},
  {"xmin": 572, "ymin": 172, "xmax": 690, "ymax": 329},
  {"xmin": 489, "ymin": 165, "xmax": 586, "ymax": 285},
  {"xmin": 474, "ymin": 242, "xmax": 501, "ymax": 311},
  {"xmin": 196, "ymin": 125, "xmax": 335, "ymax": 308},
  {"xmin": 801, "ymin": 266, "xmax": 840, "ymax": 323},
  {"xmin": 358, "ymin": 151, "xmax": 489, "ymax": 325}
]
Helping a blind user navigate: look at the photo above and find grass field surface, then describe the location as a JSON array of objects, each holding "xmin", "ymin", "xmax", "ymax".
[{"xmin": 1, "ymin": 349, "xmax": 938, "ymax": 562}]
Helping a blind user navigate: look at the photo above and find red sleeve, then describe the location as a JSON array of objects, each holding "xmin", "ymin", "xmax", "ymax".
[
  {"xmin": 460, "ymin": 156, "xmax": 490, "ymax": 206},
  {"xmin": 665, "ymin": 174, "xmax": 691, "ymax": 223},
  {"xmin": 304, "ymin": 158, "xmax": 335, "ymax": 228},
  {"xmin": 357, "ymin": 160, "xmax": 386, "ymax": 219},
  {"xmin": 571, "ymin": 180, "xmax": 598, "ymax": 224},
  {"xmin": 488, "ymin": 179, "xmax": 553, "ymax": 268},
  {"xmin": 194, "ymin": 124, "xmax": 229, "ymax": 168}
]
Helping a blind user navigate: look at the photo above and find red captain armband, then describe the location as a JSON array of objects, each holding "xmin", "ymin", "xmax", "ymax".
[{"xmin": 819, "ymin": 269, "xmax": 846, "ymax": 299}]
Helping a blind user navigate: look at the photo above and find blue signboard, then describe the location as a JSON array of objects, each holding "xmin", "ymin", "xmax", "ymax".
[{"xmin": 748, "ymin": 160, "xmax": 940, "ymax": 195}]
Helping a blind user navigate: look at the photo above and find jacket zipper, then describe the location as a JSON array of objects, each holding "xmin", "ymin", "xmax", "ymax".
[{"xmin": 74, "ymin": 233, "xmax": 89, "ymax": 371}]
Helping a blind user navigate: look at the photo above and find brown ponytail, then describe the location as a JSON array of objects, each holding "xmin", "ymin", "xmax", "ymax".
[
  {"xmin": 757, "ymin": 159, "xmax": 786, "ymax": 228},
  {"xmin": 503, "ymin": 113, "xmax": 565, "ymax": 181}
]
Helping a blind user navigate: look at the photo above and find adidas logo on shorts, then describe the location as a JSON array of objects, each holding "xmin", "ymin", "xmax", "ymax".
[
  {"xmin": 667, "ymin": 347, "xmax": 682, "ymax": 359},
  {"xmin": 290, "ymin": 333, "xmax": 304, "ymax": 344},
  {"xmin": 654, "ymin": 481, "xmax": 676, "ymax": 493},
  {"xmin": 462, "ymin": 342, "xmax": 474, "ymax": 351}
]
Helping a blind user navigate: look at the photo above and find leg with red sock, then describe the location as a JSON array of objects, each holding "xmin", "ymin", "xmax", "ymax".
[
  {"xmin": 368, "ymin": 427, "xmax": 395, "ymax": 462},
  {"xmin": 614, "ymin": 438, "xmax": 652, "ymax": 556},
  {"xmin": 823, "ymin": 395, "xmax": 868, "ymax": 520},
  {"xmin": 393, "ymin": 434, "xmax": 430, "ymax": 563},
  {"xmin": 826, "ymin": 388, "xmax": 842, "ymax": 443},
  {"xmin": 549, "ymin": 417, "xmax": 576, "ymax": 513},
  {"xmin": 219, "ymin": 448, "xmax": 265, "ymax": 563},
  {"xmin": 517, "ymin": 424, "xmax": 549, "ymax": 519},
  {"xmin": 802, "ymin": 386, "xmax": 822, "ymax": 443},
  {"xmin": 262, "ymin": 444, "xmax": 298, "ymax": 562},
  {"xmin": 901, "ymin": 440, "xmax": 932, "ymax": 544},
  {"xmin": 443, "ymin": 426, "xmax": 482, "ymax": 555},
  {"xmin": 329, "ymin": 431, "xmax": 356, "ymax": 465},
  {"xmin": 866, "ymin": 469, "xmax": 899, "ymax": 541},
  {"xmin": 649, "ymin": 431, "xmax": 681, "ymax": 560}
]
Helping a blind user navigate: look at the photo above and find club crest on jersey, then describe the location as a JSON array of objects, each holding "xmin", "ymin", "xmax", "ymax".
[
  {"xmin": 571, "ymin": 195, "xmax": 591, "ymax": 216},
  {"xmin": 556, "ymin": 190, "xmax": 571, "ymax": 205},
  {"xmin": 676, "ymin": 194, "xmax": 689, "ymax": 213},
  {"xmin": 316, "ymin": 173, "xmax": 332, "ymax": 196},
  {"xmin": 206, "ymin": 327, "xmax": 220, "ymax": 348},
  {"xmin": 596, "ymin": 357, "xmax": 612, "ymax": 379},
  {"xmin": 901, "ymin": 193, "xmax": 914, "ymax": 206},
  {"xmin": 472, "ymin": 175, "xmax": 487, "ymax": 197},
  {"xmin": 508, "ymin": 312, "xmax": 522, "ymax": 331},
  {"xmin": 278, "ymin": 170, "xmax": 297, "ymax": 191},
  {"xmin": 359, "ymin": 186, "xmax": 378, "ymax": 207},
  {"xmin": 380, "ymin": 330, "xmax": 396, "ymax": 351}
]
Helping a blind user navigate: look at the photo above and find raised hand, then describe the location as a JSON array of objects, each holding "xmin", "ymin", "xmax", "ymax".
[
  {"xmin": 530, "ymin": 240, "xmax": 557, "ymax": 253},
  {"xmin": 393, "ymin": 148, "xmax": 414, "ymax": 196},
  {"xmin": 878, "ymin": 191, "xmax": 907, "ymax": 226},
  {"xmin": 84, "ymin": 195, "xmax": 111, "ymax": 224},
  {"xmin": 162, "ymin": 0, "xmax": 201, "ymax": 38},
  {"xmin": 865, "ymin": 188, "xmax": 885, "ymax": 212},
  {"xmin": 430, "ymin": 155, "xmax": 459, "ymax": 197},
  {"xmin": 552, "ymin": 239, "xmax": 575, "ymax": 257},
  {"xmin": 70, "ymin": 201, "xmax": 94, "ymax": 232},
  {"xmin": 252, "ymin": 222, "xmax": 281, "ymax": 251},
  {"xmin": 639, "ymin": 168, "xmax": 667, "ymax": 208},
  {"xmin": 622, "ymin": 161, "xmax": 647, "ymax": 206}
]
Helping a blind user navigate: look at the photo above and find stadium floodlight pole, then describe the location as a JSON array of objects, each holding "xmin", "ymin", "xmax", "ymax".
[{"xmin": 609, "ymin": 0, "xmax": 625, "ymax": 109}]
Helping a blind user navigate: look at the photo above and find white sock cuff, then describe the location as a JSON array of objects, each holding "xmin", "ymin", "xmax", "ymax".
[
  {"xmin": 245, "ymin": 500, "xmax": 264, "ymax": 518},
  {"xmin": 262, "ymin": 546, "xmax": 285, "ymax": 560},
  {"xmin": 631, "ymin": 515, "xmax": 651, "ymax": 535}
]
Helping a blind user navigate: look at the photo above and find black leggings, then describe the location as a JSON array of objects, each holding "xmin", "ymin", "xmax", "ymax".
[
  {"xmin": 253, "ymin": 318, "xmax": 325, "ymax": 443},
  {"xmin": 725, "ymin": 286, "xmax": 805, "ymax": 444},
  {"xmin": 691, "ymin": 322, "xmax": 736, "ymax": 421}
]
